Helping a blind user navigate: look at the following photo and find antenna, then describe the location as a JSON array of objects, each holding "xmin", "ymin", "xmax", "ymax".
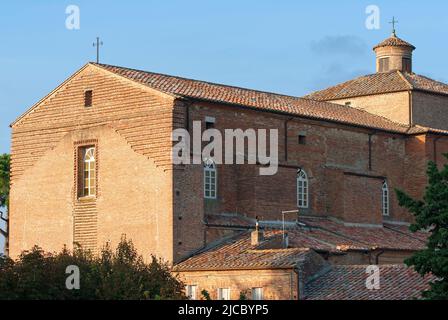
[{"xmin": 281, "ymin": 210, "xmax": 299, "ymax": 245}]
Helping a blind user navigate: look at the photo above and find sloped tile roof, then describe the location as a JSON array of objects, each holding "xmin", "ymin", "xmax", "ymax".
[
  {"xmin": 173, "ymin": 231, "xmax": 310, "ymax": 271},
  {"xmin": 304, "ymin": 70, "xmax": 448, "ymax": 101},
  {"xmin": 403, "ymin": 72, "xmax": 448, "ymax": 95},
  {"xmin": 305, "ymin": 265, "xmax": 433, "ymax": 300},
  {"xmin": 204, "ymin": 214, "xmax": 427, "ymax": 252},
  {"xmin": 298, "ymin": 216, "xmax": 427, "ymax": 251},
  {"xmin": 373, "ymin": 35, "xmax": 416, "ymax": 50},
  {"xmin": 92, "ymin": 63, "xmax": 413, "ymax": 134}
]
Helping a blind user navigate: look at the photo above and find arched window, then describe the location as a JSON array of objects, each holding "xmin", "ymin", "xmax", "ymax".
[
  {"xmin": 83, "ymin": 147, "xmax": 96, "ymax": 197},
  {"xmin": 204, "ymin": 158, "xmax": 217, "ymax": 199},
  {"xmin": 297, "ymin": 169, "xmax": 309, "ymax": 209},
  {"xmin": 382, "ymin": 181, "xmax": 389, "ymax": 216}
]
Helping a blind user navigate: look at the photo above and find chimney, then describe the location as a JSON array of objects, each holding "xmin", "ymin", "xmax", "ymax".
[
  {"xmin": 251, "ymin": 230, "xmax": 264, "ymax": 246},
  {"xmin": 251, "ymin": 220, "xmax": 264, "ymax": 246},
  {"xmin": 373, "ymin": 32, "xmax": 415, "ymax": 73}
]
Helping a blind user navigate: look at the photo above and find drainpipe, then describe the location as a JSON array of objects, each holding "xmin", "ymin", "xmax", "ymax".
[{"xmin": 408, "ymin": 90, "xmax": 413, "ymax": 127}]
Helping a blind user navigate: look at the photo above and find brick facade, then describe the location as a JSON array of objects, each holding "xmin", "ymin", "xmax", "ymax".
[{"xmin": 9, "ymin": 63, "xmax": 448, "ymax": 264}]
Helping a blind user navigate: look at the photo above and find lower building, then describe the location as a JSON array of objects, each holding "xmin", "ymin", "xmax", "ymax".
[{"xmin": 175, "ymin": 220, "xmax": 432, "ymax": 300}]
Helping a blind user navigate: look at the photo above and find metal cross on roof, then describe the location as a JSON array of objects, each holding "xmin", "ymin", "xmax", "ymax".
[
  {"xmin": 389, "ymin": 17, "xmax": 398, "ymax": 36},
  {"xmin": 93, "ymin": 37, "xmax": 103, "ymax": 63}
]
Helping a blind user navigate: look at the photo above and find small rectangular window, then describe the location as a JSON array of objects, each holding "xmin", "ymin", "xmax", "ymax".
[
  {"xmin": 205, "ymin": 121, "xmax": 214, "ymax": 130},
  {"xmin": 218, "ymin": 288, "xmax": 230, "ymax": 300},
  {"xmin": 186, "ymin": 285, "xmax": 197, "ymax": 300},
  {"xmin": 84, "ymin": 90, "xmax": 93, "ymax": 107},
  {"xmin": 298, "ymin": 135, "xmax": 307, "ymax": 145},
  {"xmin": 205, "ymin": 116, "xmax": 215, "ymax": 130},
  {"xmin": 252, "ymin": 288, "xmax": 263, "ymax": 300},
  {"xmin": 345, "ymin": 102, "xmax": 352, "ymax": 107}
]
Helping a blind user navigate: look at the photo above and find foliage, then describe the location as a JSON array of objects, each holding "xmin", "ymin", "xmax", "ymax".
[
  {"xmin": 0, "ymin": 154, "xmax": 10, "ymax": 209},
  {"xmin": 0, "ymin": 237, "xmax": 186, "ymax": 300},
  {"xmin": 200, "ymin": 289, "xmax": 211, "ymax": 300},
  {"xmin": 396, "ymin": 154, "xmax": 448, "ymax": 300},
  {"xmin": 239, "ymin": 290, "xmax": 248, "ymax": 300}
]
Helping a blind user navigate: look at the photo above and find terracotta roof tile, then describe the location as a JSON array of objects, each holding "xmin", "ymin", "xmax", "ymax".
[
  {"xmin": 306, "ymin": 265, "xmax": 433, "ymax": 300},
  {"xmin": 93, "ymin": 63, "xmax": 413, "ymax": 134},
  {"xmin": 173, "ymin": 231, "xmax": 310, "ymax": 271},
  {"xmin": 204, "ymin": 214, "xmax": 427, "ymax": 252},
  {"xmin": 373, "ymin": 35, "xmax": 416, "ymax": 50},
  {"xmin": 305, "ymin": 70, "xmax": 448, "ymax": 101},
  {"xmin": 299, "ymin": 216, "xmax": 427, "ymax": 251}
]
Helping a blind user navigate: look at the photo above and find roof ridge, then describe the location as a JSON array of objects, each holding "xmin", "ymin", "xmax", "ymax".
[
  {"xmin": 93, "ymin": 62, "xmax": 303, "ymax": 101},
  {"xmin": 303, "ymin": 72, "xmax": 379, "ymax": 98},
  {"xmin": 396, "ymin": 70, "xmax": 414, "ymax": 90}
]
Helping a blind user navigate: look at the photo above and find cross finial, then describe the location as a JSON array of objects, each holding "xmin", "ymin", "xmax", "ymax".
[
  {"xmin": 389, "ymin": 17, "xmax": 398, "ymax": 36},
  {"xmin": 93, "ymin": 37, "xmax": 103, "ymax": 63}
]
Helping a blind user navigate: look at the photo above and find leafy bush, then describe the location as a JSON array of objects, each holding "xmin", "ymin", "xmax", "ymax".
[{"xmin": 0, "ymin": 237, "xmax": 186, "ymax": 300}]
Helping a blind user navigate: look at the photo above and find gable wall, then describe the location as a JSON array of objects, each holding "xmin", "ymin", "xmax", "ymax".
[{"xmin": 10, "ymin": 65, "xmax": 177, "ymax": 261}]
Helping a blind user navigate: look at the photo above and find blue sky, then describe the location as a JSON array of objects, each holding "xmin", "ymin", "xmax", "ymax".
[{"xmin": 1, "ymin": 1, "xmax": 448, "ymax": 154}]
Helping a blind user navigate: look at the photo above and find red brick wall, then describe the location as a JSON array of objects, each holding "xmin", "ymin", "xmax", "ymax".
[
  {"xmin": 10, "ymin": 64, "xmax": 176, "ymax": 261},
  {"xmin": 182, "ymin": 101, "xmax": 433, "ymax": 225}
]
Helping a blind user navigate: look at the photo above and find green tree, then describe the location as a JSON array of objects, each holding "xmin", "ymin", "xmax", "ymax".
[
  {"xmin": 396, "ymin": 154, "xmax": 448, "ymax": 300},
  {"xmin": 0, "ymin": 154, "xmax": 10, "ymax": 256},
  {"xmin": 0, "ymin": 237, "xmax": 186, "ymax": 300}
]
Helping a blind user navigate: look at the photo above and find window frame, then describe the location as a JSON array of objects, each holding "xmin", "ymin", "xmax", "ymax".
[
  {"xmin": 382, "ymin": 181, "xmax": 390, "ymax": 216},
  {"xmin": 252, "ymin": 287, "xmax": 263, "ymax": 300},
  {"xmin": 82, "ymin": 147, "xmax": 96, "ymax": 197},
  {"xmin": 185, "ymin": 285, "xmax": 197, "ymax": 300},
  {"xmin": 217, "ymin": 288, "xmax": 230, "ymax": 300},
  {"xmin": 297, "ymin": 169, "xmax": 309, "ymax": 209},
  {"xmin": 204, "ymin": 158, "xmax": 217, "ymax": 199}
]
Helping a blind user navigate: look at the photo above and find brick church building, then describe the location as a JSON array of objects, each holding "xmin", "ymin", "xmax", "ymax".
[{"xmin": 8, "ymin": 31, "xmax": 448, "ymax": 299}]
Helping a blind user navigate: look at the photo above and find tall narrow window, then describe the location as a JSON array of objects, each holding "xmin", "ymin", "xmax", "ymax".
[
  {"xmin": 218, "ymin": 288, "xmax": 230, "ymax": 300},
  {"xmin": 204, "ymin": 159, "xmax": 217, "ymax": 199},
  {"xmin": 83, "ymin": 147, "xmax": 96, "ymax": 197},
  {"xmin": 382, "ymin": 181, "xmax": 389, "ymax": 216},
  {"xmin": 297, "ymin": 170, "xmax": 309, "ymax": 209}
]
